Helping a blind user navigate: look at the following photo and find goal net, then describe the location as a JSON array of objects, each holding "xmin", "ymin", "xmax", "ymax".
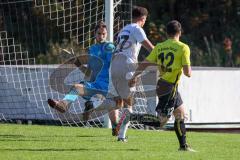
[{"xmin": 0, "ymin": 0, "xmax": 150, "ymax": 129}]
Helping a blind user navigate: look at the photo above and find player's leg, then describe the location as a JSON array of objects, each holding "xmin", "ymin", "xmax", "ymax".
[
  {"xmin": 155, "ymin": 99, "xmax": 170, "ymax": 128},
  {"xmin": 155, "ymin": 91, "xmax": 174, "ymax": 127},
  {"xmin": 155, "ymin": 78, "xmax": 177, "ymax": 127},
  {"xmin": 81, "ymin": 82, "xmax": 112, "ymax": 120},
  {"xmin": 117, "ymin": 104, "xmax": 132, "ymax": 142},
  {"xmin": 80, "ymin": 83, "xmax": 122, "ymax": 136},
  {"xmin": 173, "ymin": 105, "xmax": 195, "ymax": 152},
  {"xmin": 63, "ymin": 83, "xmax": 86, "ymax": 103},
  {"xmin": 48, "ymin": 83, "xmax": 85, "ymax": 113},
  {"xmin": 108, "ymin": 109, "xmax": 120, "ymax": 136},
  {"xmin": 112, "ymin": 75, "xmax": 134, "ymax": 141},
  {"xmin": 172, "ymin": 92, "xmax": 196, "ymax": 152},
  {"xmin": 82, "ymin": 77, "xmax": 128, "ymax": 124},
  {"xmin": 47, "ymin": 99, "xmax": 70, "ymax": 113},
  {"xmin": 83, "ymin": 54, "xmax": 130, "ymax": 113},
  {"xmin": 82, "ymin": 96, "xmax": 123, "ymax": 136},
  {"xmin": 83, "ymin": 96, "xmax": 124, "ymax": 120},
  {"xmin": 173, "ymin": 104, "xmax": 187, "ymax": 149},
  {"xmin": 111, "ymin": 55, "xmax": 137, "ymax": 141}
]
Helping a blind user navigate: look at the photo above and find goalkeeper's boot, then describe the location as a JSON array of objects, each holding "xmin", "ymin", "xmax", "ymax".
[
  {"xmin": 178, "ymin": 144, "xmax": 197, "ymax": 152},
  {"xmin": 48, "ymin": 99, "xmax": 70, "ymax": 113},
  {"xmin": 117, "ymin": 137, "xmax": 127, "ymax": 142},
  {"xmin": 83, "ymin": 101, "xmax": 94, "ymax": 121}
]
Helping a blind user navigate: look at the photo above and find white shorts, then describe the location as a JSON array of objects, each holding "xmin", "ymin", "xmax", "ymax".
[{"xmin": 107, "ymin": 54, "xmax": 137, "ymax": 99}]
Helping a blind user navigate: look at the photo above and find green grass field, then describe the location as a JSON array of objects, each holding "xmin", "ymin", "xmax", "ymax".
[{"xmin": 0, "ymin": 124, "xmax": 240, "ymax": 160}]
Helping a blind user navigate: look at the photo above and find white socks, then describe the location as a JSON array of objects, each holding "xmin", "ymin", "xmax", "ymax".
[{"xmin": 118, "ymin": 108, "xmax": 133, "ymax": 139}]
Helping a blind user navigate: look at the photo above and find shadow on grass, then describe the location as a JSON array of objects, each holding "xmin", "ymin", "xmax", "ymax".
[
  {"xmin": 0, "ymin": 139, "xmax": 50, "ymax": 142},
  {"xmin": 0, "ymin": 148, "xmax": 140, "ymax": 152},
  {"xmin": 0, "ymin": 134, "xmax": 24, "ymax": 138},
  {"xmin": 0, "ymin": 134, "xmax": 102, "ymax": 139},
  {"xmin": 0, "ymin": 134, "xmax": 103, "ymax": 142}
]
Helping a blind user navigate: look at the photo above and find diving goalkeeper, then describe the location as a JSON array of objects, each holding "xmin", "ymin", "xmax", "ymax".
[{"xmin": 48, "ymin": 21, "xmax": 119, "ymax": 136}]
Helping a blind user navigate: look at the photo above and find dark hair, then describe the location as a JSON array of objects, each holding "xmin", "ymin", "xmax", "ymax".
[
  {"xmin": 95, "ymin": 21, "xmax": 107, "ymax": 32},
  {"xmin": 166, "ymin": 20, "xmax": 182, "ymax": 36},
  {"xmin": 132, "ymin": 6, "xmax": 148, "ymax": 19}
]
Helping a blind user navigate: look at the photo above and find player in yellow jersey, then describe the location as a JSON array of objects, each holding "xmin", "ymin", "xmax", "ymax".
[{"xmin": 130, "ymin": 20, "xmax": 196, "ymax": 152}]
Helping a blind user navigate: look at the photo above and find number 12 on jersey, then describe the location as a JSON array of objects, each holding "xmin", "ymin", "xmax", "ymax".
[{"xmin": 158, "ymin": 52, "xmax": 174, "ymax": 72}]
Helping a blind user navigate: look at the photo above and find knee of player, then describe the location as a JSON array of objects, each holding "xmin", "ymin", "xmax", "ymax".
[
  {"xmin": 158, "ymin": 115, "xmax": 169, "ymax": 128},
  {"xmin": 161, "ymin": 120, "xmax": 169, "ymax": 128},
  {"xmin": 114, "ymin": 98, "xmax": 124, "ymax": 108},
  {"xmin": 173, "ymin": 110, "xmax": 185, "ymax": 120},
  {"xmin": 72, "ymin": 84, "xmax": 79, "ymax": 89},
  {"xmin": 124, "ymin": 97, "xmax": 134, "ymax": 106},
  {"xmin": 174, "ymin": 113, "xmax": 183, "ymax": 120}
]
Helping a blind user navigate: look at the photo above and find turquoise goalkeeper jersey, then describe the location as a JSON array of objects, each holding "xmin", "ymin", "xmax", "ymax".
[{"xmin": 88, "ymin": 42, "xmax": 115, "ymax": 90}]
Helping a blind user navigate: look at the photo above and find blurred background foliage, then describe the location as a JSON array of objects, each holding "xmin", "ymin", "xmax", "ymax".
[
  {"xmin": 0, "ymin": 0, "xmax": 96, "ymax": 64},
  {"xmin": 135, "ymin": 0, "xmax": 240, "ymax": 67},
  {"xmin": 1, "ymin": 0, "xmax": 240, "ymax": 67}
]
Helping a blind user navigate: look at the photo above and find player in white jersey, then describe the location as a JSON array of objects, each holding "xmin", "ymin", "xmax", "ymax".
[
  {"xmin": 115, "ymin": 23, "xmax": 147, "ymax": 63},
  {"xmin": 84, "ymin": 6, "xmax": 154, "ymax": 142},
  {"xmin": 111, "ymin": 6, "xmax": 154, "ymax": 142}
]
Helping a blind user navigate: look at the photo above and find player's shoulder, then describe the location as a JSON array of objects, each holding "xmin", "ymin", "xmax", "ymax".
[
  {"xmin": 89, "ymin": 43, "xmax": 98, "ymax": 50},
  {"xmin": 133, "ymin": 23, "xmax": 144, "ymax": 33},
  {"xmin": 123, "ymin": 23, "xmax": 143, "ymax": 32},
  {"xmin": 155, "ymin": 40, "xmax": 190, "ymax": 53},
  {"xmin": 155, "ymin": 42, "xmax": 163, "ymax": 47},
  {"xmin": 168, "ymin": 40, "xmax": 190, "ymax": 51},
  {"xmin": 154, "ymin": 41, "xmax": 166, "ymax": 49},
  {"xmin": 124, "ymin": 23, "xmax": 137, "ymax": 29},
  {"xmin": 178, "ymin": 40, "xmax": 189, "ymax": 49},
  {"xmin": 89, "ymin": 43, "xmax": 101, "ymax": 55},
  {"xmin": 102, "ymin": 41, "xmax": 115, "ymax": 53}
]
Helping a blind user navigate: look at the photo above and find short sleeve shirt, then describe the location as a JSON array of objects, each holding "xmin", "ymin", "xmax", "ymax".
[{"xmin": 146, "ymin": 39, "xmax": 190, "ymax": 84}]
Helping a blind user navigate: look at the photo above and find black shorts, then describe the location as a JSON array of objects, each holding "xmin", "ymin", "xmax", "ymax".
[{"xmin": 155, "ymin": 79, "xmax": 183, "ymax": 118}]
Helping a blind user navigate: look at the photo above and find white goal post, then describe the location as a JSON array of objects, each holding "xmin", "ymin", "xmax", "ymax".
[
  {"xmin": 105, "ymin": 0, "xmax": 114, "ymax": 42},
  {"xmin": 0, "ymin": 0, "xmax": 149, "ymax": 129},
  {"xmin": 103, "ymin": 0, "xmax": 114, "ymax": 128}
]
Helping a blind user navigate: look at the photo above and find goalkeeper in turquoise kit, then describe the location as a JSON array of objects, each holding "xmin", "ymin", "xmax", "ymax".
[{"xmin": 48, "ymin": 21, "xmax": 119, "ymax": 136}]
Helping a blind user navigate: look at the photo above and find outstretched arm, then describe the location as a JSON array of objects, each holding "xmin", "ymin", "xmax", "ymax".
[
  {"xmin": 129, "ymin": 39, "xmax": 154, "ymax": 86},
  {"xmin": 129, "ymin": 59, "xmax": 154, "ymax": 87},
  {"xmin": 141, "ymin": 39, "xmax": 154, "ymax": 52},
  {"xmin": 73, "ymin": 54, "xmax": 92, "ymax": 80}
]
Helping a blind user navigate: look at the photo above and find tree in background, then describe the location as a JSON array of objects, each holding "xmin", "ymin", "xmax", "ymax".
[
  {"xmin": 1, "ymin": 0, "xmax": 240, "ymax": 66},
  {"xmin": 134, "ymin": 0, "xmax": 240, "ymax": 67}
]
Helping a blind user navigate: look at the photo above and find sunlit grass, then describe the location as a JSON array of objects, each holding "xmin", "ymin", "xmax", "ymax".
[{"xmin": 0, "ymin": 124, "xmax": 239, "ymax": 160}]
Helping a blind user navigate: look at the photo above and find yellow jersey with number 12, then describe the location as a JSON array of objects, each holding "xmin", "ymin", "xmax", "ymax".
[{"xmin": 146, "ymin": 39, "xmax": 191, "ymax": 84}]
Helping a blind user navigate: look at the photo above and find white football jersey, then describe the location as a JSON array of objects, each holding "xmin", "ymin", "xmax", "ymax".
[{"xmin": 115, "ymin": 23, "xmax": 147, "ymax": 63}]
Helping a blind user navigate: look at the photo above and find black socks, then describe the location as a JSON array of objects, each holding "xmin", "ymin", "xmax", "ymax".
[{"xmin": 174, "ymin": 119, "xmax": 186, "ymax": 148}]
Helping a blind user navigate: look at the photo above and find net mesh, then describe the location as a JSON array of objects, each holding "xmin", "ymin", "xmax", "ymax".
[{"xmin": 0, "ymin": 0, "xmax": 149, "ymax": 129}]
